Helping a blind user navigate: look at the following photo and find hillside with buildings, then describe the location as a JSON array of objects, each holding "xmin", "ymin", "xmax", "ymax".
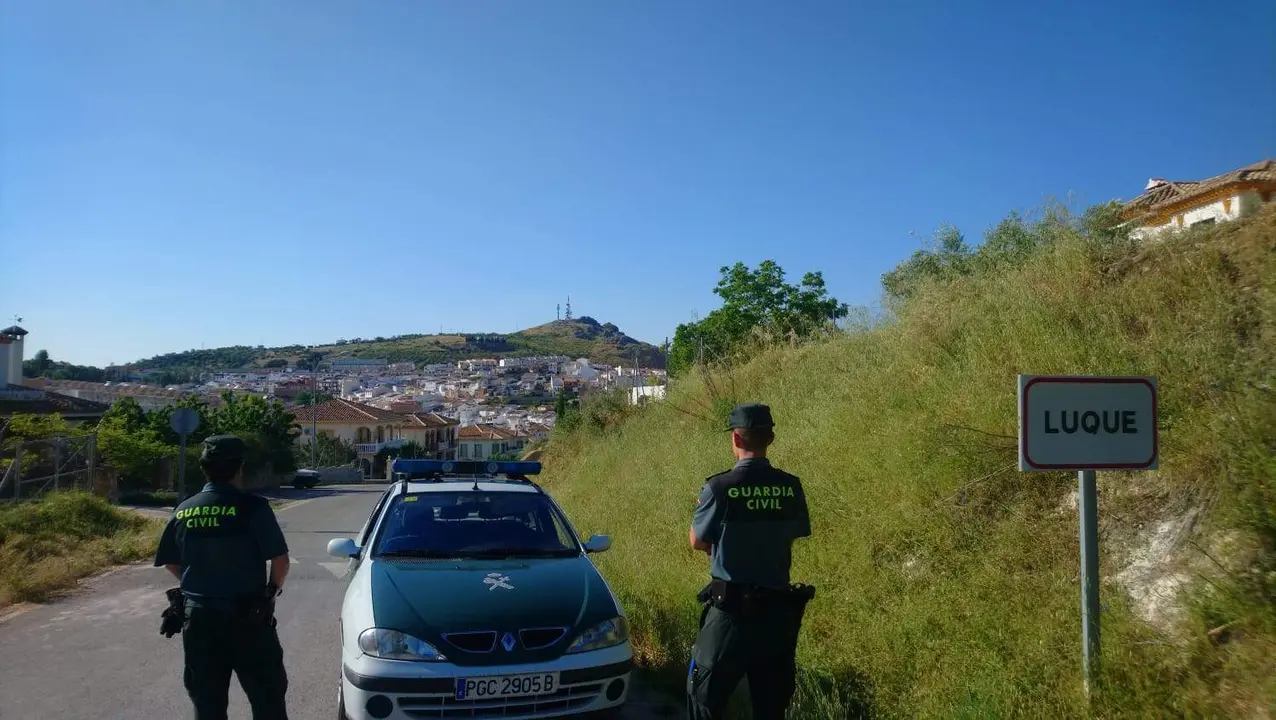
[{"xmin": 125, "ymin": 317, "xmax": 666, "ymax": 375}]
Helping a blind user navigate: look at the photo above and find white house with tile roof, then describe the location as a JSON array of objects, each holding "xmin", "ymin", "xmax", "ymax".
[
  {"xmin": 1120, "ymin": 159, "xmax": 1276, "ymax": 241},
  {"xmin": 290, "ymin": 398, "xmax": 458, "ymax": 463}
]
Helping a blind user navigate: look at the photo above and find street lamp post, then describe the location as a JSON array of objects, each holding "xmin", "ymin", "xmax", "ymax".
[{"xmin": 310, "ymin": 366, "xmax": 319, "ymax": 468}]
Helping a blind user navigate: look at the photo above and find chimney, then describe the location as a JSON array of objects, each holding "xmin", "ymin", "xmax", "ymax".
[
  {"xmin": 1, "ymin": 325, "xmax": 28, "ymax": 386},
  {"xmin": 1145, "ymin": 178, "xmax": 1168, "ymax": 191},
  {"xmin": 0, "ymin": 336, "xmax": 10, "ymax": 388}
]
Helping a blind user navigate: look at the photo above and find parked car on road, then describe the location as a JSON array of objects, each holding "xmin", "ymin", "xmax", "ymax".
[
  {"xmin": 328, "ymin": 459, "xmax": 632, "ymax": 720},
  {"xmin": 292, "ymin": 469, "xmax": 322, "ymax": 489}
]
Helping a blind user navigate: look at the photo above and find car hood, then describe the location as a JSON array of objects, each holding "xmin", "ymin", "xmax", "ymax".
[{"xmin": 367, "ymin": 555, "xmax": 621, "ymax": 666}]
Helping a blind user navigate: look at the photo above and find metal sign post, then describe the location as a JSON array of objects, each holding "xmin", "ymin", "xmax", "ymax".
[
  {"xmin": 170, "ymin": 408, "xmax": 201, "ymax": 500},
  {"xmin": 1018, "ymin": 375, "xmax": 1159, "ymax": 697}
]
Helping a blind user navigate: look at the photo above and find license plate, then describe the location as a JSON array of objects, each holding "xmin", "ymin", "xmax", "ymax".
[{"xmin": 455, "ymin": 672, "xmax": 559, "ymax": 700}]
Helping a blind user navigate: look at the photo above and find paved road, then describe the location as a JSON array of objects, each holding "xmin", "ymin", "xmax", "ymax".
[{"xmin": 0, "ymin": 484, "xmax": 676, "ymax": 719}]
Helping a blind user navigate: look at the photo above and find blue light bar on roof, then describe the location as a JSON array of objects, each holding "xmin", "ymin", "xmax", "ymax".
[{"xmin": 391, "ymin": 458, "xmax": 543, "ymax": 477}]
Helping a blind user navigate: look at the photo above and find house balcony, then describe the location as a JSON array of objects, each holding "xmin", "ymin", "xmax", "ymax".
[{"xmin": 355, "ymin": 439, "xmax": 407, "ymax": 455}]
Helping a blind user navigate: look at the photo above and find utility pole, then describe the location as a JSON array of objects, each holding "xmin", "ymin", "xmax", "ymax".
[{"xmin": 310, "ymin": 365, "xmax": 319, "ymax": 468}]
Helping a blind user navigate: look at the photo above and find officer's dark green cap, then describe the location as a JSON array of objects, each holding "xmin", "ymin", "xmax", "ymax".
[
  {"xmin": 200, "ymin": 434, "xmax": 246, "ymax": 462},
  {"xmin": 726, "ymin": 403, "xmax": 774, "ymax": 430}
]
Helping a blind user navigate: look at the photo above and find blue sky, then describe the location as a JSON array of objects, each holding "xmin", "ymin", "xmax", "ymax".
[{"xmin": 3, "ymin": 0, "xmax": 1273, "ymax": 367}]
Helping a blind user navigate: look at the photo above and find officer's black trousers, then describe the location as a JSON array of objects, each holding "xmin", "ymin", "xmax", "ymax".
[
  {"xmin": 182, "ymin": 606, "xmax": 289, "ymax": 720},
  {"xmin": 686, "ymin": 605, "xmax": 801, "ymax": 720}
]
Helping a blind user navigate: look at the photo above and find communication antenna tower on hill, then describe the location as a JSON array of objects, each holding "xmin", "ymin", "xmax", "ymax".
[
  {"xmin": 557, "ymin": 303, "xmax": 561, "ymax": 321},
  {"xmin": 564, "ymin": 296, "xmax": 572, "ymax": 320}
]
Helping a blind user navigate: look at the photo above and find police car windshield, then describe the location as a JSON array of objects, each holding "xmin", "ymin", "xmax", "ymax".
[{"xmin": 372, "ymin": 490, "xmax": 581, "ymax": 559}]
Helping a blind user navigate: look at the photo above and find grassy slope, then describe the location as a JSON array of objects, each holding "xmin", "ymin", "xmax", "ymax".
[
  {"xmin": 541, "ymin": 209, "xmax": 1276, "ymax": 718},
  {"xmin": 0, "ymin": 493, "xmax": 163, "ymax": 608}
]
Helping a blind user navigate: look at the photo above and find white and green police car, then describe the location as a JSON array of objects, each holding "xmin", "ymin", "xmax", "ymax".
[{"xmin": 328, "ymin": 459, "xmax": 632, "ymax": 720}]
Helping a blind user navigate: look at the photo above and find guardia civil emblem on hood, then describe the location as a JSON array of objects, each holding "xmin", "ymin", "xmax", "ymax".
[{"xmin": 483, "ymin": 572, "xmax": 514, "ymax": 591}]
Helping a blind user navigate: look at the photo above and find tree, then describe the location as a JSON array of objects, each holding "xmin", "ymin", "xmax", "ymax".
[
  {"xmin": 22, "ymin": 349, "xmax": 52, "ymax": 378},
  {"xmin": 295, "ymin": 433, "xmax": 357, "ymax": 467},
  {"xmin": 667, "ymin": 260, "xmax": 849, "ymax": 376},
  {"xmin": 263, "ymin": 359, "xmax": 288, "ymax": 368},
  {"xmin": 881, "ymin": 224, "xmax": 974, "ymax": 302},
  {"xmin": 208, "ymin": 392, "xmax": 297, "ymax": 474},
  {"xmin": 296, "ymin": 390, "xmax": 333, "ymax": 406}
]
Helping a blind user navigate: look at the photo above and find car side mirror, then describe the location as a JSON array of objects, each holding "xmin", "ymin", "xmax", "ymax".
[
  {"xmin": 327, "ymin": 537, "xmax": 359, "ymax": 558},
  {"xmin": 583, "ymin": 534, "xmax": 611, "ymax": 554}
]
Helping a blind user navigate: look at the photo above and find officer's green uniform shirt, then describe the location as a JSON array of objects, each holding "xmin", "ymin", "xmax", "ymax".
[
  {"xmin": 692, "ymin": 457, "xmax": 811, "ymax": 589},
  {"xmin": 154, "ymin": 481, "xmax": 289, "ymax": 608}
]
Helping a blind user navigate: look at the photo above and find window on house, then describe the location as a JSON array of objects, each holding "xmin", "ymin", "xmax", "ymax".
[
  {"xmin": 1192, "ymin": 217, "xmax": 1216, "ymax": 227},
  {"xmin": 458, "ymin": 445, "xmax": 468, "ymax": 458}
]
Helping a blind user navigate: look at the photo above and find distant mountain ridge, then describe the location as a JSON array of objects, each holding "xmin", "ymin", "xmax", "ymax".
[{"xmin": 130, "ymin": 317, "xmax": 667, "ymax": 373}]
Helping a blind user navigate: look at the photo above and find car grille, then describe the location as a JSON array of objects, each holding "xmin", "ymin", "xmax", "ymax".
[
  {"xmin": 442, "ymin": 631, "xmax": 497, "ymax": 653},
  {"xmin": 398, "ymin": 682, "xmax": 604, "ymax": 719},
  {"xmin": 518, "ymin": 627, "xmax": 567, "ymax": 650}
]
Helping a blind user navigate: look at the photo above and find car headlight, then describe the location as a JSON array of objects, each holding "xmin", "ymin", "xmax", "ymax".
[
  {"xmin": 566, "ymin": 617, "xmax": 629, "ymax": 654},
  {"xmin": 358, "ymin": 628, "xmax": 447, "ymax": 661}
]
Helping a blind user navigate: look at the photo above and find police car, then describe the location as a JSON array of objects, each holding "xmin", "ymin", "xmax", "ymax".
[{"xmin": 328, "ymin": 459, "xmax": 632, "ymax": 720}]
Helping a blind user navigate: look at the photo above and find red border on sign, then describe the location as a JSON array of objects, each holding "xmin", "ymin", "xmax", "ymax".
[{"xmin": 1021, "ymin": 376, "xmax": 1158, "ymax": 470}]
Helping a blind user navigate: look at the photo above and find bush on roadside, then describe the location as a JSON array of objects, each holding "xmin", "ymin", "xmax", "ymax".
[{"xmin": 0, "ymin": 492, "xmax": 163, "ymax": 607}]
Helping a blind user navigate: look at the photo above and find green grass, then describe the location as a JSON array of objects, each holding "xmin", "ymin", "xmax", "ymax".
[
  {"xmin": 0, "ymin": 492, "xmax": 164, "ymax": 608},
  {"xmin": 541, "ymin": 208, "xmax": 1276, "ymax": 718},
  {"xmin": 117, "ymin": 490, "xmax": 181, "ymax": 507}
]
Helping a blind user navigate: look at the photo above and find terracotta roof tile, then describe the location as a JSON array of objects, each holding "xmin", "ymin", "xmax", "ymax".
[
  {"xmin": 406, "ymin": 412, "xmax": 459, "ymax": 428},
  {"xmin": 0, "ymin": 384, "xmax": 110, "ymax": 417},
  {"xmin": 290, "ymin": 398, "xmax": 404, "ymax": 423},
  {"xmin": 457, "ymin": 423, "xmax": 527, "ymax": 440},
  {"xmin": 1122, "ymin": 159, "xmax": 1276, "ymax": 217}
]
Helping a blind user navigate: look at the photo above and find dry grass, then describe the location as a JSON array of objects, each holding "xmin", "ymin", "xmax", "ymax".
[
  {"xmin": 0, "ymin": 492, "xmax": 164, "ymax": 608},
  {"xmin": 542, "ymin": 208, "xmax": 1276, "ymax": 718}
]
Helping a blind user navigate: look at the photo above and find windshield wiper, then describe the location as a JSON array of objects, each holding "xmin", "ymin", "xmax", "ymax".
[
  {"xmin": 460, "ymin": 548, "xmax": 579, "ymax": 559},
  {"xmin": 377, "ymin": 549, "xmax": 460, "ymax": 558}
]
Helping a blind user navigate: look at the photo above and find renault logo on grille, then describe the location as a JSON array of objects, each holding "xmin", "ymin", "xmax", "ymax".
[{"xmin": 501, "ymin": 632, "xmax": 517, "ymax": 652}]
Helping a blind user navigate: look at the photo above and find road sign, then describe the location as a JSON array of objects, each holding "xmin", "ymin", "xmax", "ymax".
[
  {"xmin": 169, "ymin": 408, "xmax": 201, "ymax": 500},
  {"xmin": 1017, "ymin": 374, "xmax": 1160, "ymax": 698},
  {"xmin": 170, "ymin": 408, "xmax": 200, "ymax": 436},
  {"xmin": 1018, "ymin": 375, "xmax": 1158, "ymax": 471}
]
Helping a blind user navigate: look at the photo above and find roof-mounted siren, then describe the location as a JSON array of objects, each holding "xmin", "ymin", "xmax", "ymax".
[{"xmin": 390, "ymin": 458, "xmax": 542, "ymax": 482}]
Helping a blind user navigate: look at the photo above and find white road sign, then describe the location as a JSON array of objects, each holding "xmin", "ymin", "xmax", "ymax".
[{"xmin": 1018, "ymin": 375, "xmax": 1159, "ymax": 471}]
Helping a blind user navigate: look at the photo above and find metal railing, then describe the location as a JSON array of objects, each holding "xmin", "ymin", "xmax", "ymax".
[{"xmin": 1, "ymin": 433, "xmax": 99, "ymax": 503}]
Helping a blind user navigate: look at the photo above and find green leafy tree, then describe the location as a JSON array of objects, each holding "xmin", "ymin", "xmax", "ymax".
[
  {"xmin": 295, "ymin": 433, "xmax": 357, "ymax": 467},
  {"xmin": 208, "ymin": 392, "xmax": 297, "ymax": 474},
  {"xmin": 296, "ymin": 390, "xmax": 333, "ymax": 406},
  {"xmin": 95, "ymin": 400, "xmax": 175, "ymax": 491},
  {"xmin": 2, "ymin": 412, "xmax": 72, "ymax": 444},
  {"xmin": 881, "ymin": 224, "xmax": 974, "ymax": 302},
  {"xmin": 668, "ymin": 260, "xmax": 848, "ymax": 376}
]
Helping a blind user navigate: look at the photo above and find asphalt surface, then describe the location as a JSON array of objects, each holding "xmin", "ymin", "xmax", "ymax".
[{"xmin": 0, "ymin": 483, "xmax": 677, "ymax": 719}]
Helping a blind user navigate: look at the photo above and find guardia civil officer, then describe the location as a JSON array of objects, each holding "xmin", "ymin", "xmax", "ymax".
[
  {"xmin": 687, "ymin": 403, "xmax": 814, "ymax": 720},
  {"xmin": 154, "ymin": 434, "xmax": 292, "ymax": 720}
]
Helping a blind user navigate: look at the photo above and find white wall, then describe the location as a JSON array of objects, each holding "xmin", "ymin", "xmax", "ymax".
[
  {"xmin": 0, "ymin": 340, "xmax": 10, "ymax": 388},
  {"xmin": 7, "ymin": 336, "xmax": 23, "ymax": 386},
  {"xmin": 1131, "ymin": 193, "xmax": 1244, "ymax": 241}
]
